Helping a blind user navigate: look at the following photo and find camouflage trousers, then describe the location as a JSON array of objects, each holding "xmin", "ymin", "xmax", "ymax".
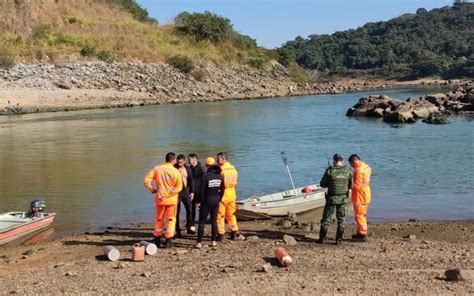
[{"xmin": 320, "ymin": 195, "xmax": 347, "ymax": 232}]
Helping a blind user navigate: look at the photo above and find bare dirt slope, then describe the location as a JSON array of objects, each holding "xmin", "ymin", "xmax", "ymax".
[{"xmin": 0, "ymin": 220, "xmax": 473, "ymax": 295}]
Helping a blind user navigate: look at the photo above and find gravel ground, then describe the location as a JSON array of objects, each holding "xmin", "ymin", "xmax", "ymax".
[{"xmin": 0, "ymin": 220, "xmax": 472, "ymax": 295}]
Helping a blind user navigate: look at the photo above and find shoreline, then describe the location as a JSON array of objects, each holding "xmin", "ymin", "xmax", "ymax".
[
  {"xmin": 0, "ymin": 62, "xmax": 466, "ymax": 117},
  {"xmin": 1, "ymin": 219, "xmax": 472, "ymax": 295}
]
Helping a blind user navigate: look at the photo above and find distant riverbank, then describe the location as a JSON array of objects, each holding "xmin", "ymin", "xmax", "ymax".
[{"xmin": 0, "ymin": 62, "xmax": 466, "ymax": 116}]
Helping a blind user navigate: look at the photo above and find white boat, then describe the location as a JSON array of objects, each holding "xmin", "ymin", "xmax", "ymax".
[
  {"xmin": 236, "ymin": 184, "xmax": 327, "ymax": 220},
  {"xmin": 0, "ymin": 200, "xmax": 56, "ymax": 245}
]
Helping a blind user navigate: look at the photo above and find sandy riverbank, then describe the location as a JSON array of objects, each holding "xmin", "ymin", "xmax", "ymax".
[
  {"xmin": 0, "ymin": 62, "xmax": 465, "ymax": 116},
  {"xmin": 0, "ymin": 220, "xmax": 472, "ymax": 295}
]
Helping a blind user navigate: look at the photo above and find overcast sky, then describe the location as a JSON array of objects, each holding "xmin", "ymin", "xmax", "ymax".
[{"xmin": 137, "ymin": 0, "xmax": 454, "ymax": 48}]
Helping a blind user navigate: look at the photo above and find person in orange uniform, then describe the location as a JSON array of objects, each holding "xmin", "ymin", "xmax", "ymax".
[
  {"xmin": 144, "ymin": 152, "xmax": 183, "ymax": 248},
  {"xmin": 216, "ymin": 152, "xmax": 241, "ymax": 241},
  {"xmin": 348, "ymin": 154, "xmax": 372, "ymax": 242}
]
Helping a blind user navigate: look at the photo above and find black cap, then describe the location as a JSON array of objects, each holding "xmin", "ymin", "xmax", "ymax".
[{"xmin": 333, "ymin": 154, "xmax": 343, "ymax": 161}]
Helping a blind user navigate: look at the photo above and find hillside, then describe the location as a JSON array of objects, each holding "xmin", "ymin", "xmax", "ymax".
[
  {"xmin": 0, "ymin": 0, "xmax": 268, "ymax": 67},
  {"xmin": 277, "ymin": 2, "xmax": 474, "ymax": 79}
]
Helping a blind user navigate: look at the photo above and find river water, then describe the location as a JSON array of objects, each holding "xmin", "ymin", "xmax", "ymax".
[{"xmin": 0, "ymin": 87, "xmax": 473, "ymax": 234}]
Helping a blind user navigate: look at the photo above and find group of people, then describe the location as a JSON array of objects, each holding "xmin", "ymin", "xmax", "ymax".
[
  {"xmin": 144, "ymin": 152, "xmax": 240, "ymax": 249},
  {"xmin": 318, "ymin": 153, "xmax": 372, "ymax": 244},
  {"xmin": 144, "ymin": 151, "xmax": 372, "ymax": 249}
]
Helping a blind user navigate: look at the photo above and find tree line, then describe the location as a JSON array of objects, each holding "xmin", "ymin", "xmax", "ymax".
[{"xmin": 277, "ymin": 2, "xmax": 473, "ymax": 79}]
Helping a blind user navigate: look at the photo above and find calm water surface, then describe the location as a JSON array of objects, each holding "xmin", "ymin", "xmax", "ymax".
[{"xmin": 0, "ymin": 87, "xmax": 472, "ymax": 234}]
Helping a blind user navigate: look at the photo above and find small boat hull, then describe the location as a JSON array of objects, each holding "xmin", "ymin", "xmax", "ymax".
[
  {"xmin": 0, "ymin": 212, "xmax": 56, "ymax": 246},
  {"xmin": 236, "ymin": 184, "xmax": 327, "ymax": 220}
]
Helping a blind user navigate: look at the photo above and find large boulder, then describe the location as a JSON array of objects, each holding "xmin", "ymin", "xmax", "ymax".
[
  {"xmin": 383, "ymin": 105, "xmax": 416, "ymax": 123},
  {"xmin": 425, "ymin": 93, "xmax": 448, "ymax": 106}
]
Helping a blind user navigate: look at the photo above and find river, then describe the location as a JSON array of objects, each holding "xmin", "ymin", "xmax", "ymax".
[{"xmin": 0, "ymin": 87, "xmax": 473, "ymax": 235}]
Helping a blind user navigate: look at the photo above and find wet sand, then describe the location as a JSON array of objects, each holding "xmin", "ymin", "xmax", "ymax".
[{"xmin": 0, "ymin": 220, "xmax": 472, "ymax": 295}]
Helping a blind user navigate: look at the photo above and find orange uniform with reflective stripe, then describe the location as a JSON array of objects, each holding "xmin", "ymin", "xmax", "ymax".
[
  {"xmin": 218, "ymin": 162, "xmax": 239, "ymax": 234},
  {"xmin": 144, "ymin": 163, "xmax": 182, "ymax": 238},
  {"xmin": 351, "ymin": 161, "xmax": 372, "ymax": 235}
]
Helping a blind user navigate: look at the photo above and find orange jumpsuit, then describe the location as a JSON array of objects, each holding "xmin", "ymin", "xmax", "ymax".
[
  {"xmin": 217, "ymin": 162, "xmax": 239, "ymax": 234},
  {"xmin": 144, "ymin": 163, "xmax": 183, "ymax": 239},
  {"xmin": 352, "ymin": 161, "xmax": 372, "ymax": 235}
]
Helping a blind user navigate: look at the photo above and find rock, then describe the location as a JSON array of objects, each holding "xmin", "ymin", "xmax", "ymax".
[
  {"xmin": 246, "ymin": 235, "xmax": 259, "ymax": 242},
  {"xmin": 404, "ymin": 234, "xmax": 416, "ymax": 241},
  {"xmin": 261, "ymin": 263, "xmax": 273, "ymax": 273},
  {"xmin": 141, "ymin": 272, "xmax": 152, "ymax": 278},
  {"xmin": 235, "ymin": 234, "xmax": 246, "ymax": 241},
  {"xmin": 445, "ymin": 268, "xmax": 473, "ymax": 282},
  {"xmin": 283, "ymin": 235, "xmax": 297, "ymax": 246},
  {"xmin": 22, "ymin": 249, "xmax": 34, "ymax": 256},
  {"xmin": 65, "ymin": 271, "xmax": 78, "ymax": 277},
  {"xmin": 422, "ymin": 113, "xmax": 450, "ymax": 124}
]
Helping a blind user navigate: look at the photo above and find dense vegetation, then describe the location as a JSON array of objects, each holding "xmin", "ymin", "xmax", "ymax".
[
  {"xmin": 109, "ymin": 0, "xmax": 156, "ymax": 23},
  {"xmin": 0, "ymin": 0, "xmax": 269, "ymax": 69},
  {"xmin": 278, "ymin": 2, "xmax": 474, "ymax": 79}
]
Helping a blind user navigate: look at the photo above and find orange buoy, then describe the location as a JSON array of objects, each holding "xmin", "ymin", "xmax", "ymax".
[{"xmin": 274, "ymin": 247, "xmax": 292, "ymax": 267}]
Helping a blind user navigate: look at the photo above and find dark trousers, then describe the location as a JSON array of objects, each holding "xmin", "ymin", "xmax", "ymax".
[
  {"xmin": 191, "ymin": 195, "xmax": 199, "ymax": 227},
  {"xmin": 320, "ymin": 198, "xmax": 346, "ymax": 232},
  {"xmin": 197, "ymin": 203, "xmax": 219, "ymax": 242},
  {"xmin": 176, "ymin": 190, "xmax": 192, "ymax": 232}
]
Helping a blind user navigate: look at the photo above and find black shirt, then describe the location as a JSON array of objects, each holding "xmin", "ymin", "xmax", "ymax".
[{"xmin": 199, "ymin": 166, "xmax": 225, "ymax": 206}]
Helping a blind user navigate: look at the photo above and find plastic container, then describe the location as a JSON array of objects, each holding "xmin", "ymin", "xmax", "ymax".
[
  {"xmin": 103, "ymin": 245, "xmax": 120, "ymax": 261},
  {"xmin": 274, "ymin": 247, "xmax": 292, "ymax": 267},
  {"xmin": 139, "ymin": 241, "xmax": 158, "ymax": 256},
  {"xmin": 132, "ymin": 243, "xmax": 145, "ymax": 262}
]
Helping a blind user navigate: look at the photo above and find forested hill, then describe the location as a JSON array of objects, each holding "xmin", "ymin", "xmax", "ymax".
[{"xmin": 277, "ymin": 2, "xmax": 474, "ymax": 79}]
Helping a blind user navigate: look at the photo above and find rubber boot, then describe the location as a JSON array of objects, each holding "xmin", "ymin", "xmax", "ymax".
[
  {"xmin": 155, "ymin": 237, "xmax": 166, "ymax": 248},
  {"xmin": 216, "ymin": 234, "xmax": 224, "ymax": 242},
  {"xmin": 352, "ymin": 234, "xmax": 368, "ymax": 243},
  {"xmin": 230, "ymin": 231, "xmax": 239, "ymax": 240},
  {"xmin": 164, "ymin": 238, "xmax": 174, "ymax": 248},
  {"xmin": 317, "ymin": 226, "xmax": 327, "ymax": 244},
  {"xmin": 335, "ymin": 228, "xmax": 344, "ymax": 245}
]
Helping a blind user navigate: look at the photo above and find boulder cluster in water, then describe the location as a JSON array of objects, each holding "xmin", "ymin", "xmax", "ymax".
[{"xmin": 346, "ymin": 83, "xmax": 473, "ymax": 124}]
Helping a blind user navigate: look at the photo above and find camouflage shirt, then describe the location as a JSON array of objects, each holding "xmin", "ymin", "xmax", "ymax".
[{"xmin": 320, "ymin": 165, "xmax": 352, "ymax": 204}]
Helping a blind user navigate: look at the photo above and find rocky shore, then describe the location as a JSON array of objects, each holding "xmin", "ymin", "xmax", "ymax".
[
  {"xmin": 346, "ymin": 83, "xmax": 474, "ymax": 124},
  {"xmin": 0, "ymin": 61, "xmax": 443, "ymax": 116},
  {"xmin": 0, "ymin": 220, "xmax": 473, "ymax": 295}
]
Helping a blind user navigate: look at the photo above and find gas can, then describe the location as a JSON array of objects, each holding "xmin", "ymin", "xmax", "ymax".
[{"xmin": 132, "ymin": 243, "xmax": 145, "ymax": 262}]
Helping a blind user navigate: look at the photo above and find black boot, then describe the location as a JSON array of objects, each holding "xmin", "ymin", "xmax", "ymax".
[
  {"xmin": 335, "ymin": 228, "xmax": 344, "ymax": 245},
  {"xmin": 230, "ymin": 231, "xmax": 239, "ymax": 240},
  {"xmin": 352, "ymin": 234, "xmax": 368, "ymax": 242},
  {"xmin": 164, "ymin": 238, "xmax": 174, "ymax": 248},
  {"xmin": 317, "ymin": 226, "xmax": 327, "ymax": 244},
  {"xmin": 155, "ymin": 237, "xmax": 166, "ymax": 248},
  {"xmin": 216, "ymin": 234, "xmax": 224, "ymax": 241},
  {"xmin": 175, "ymin": 230, "xmax": 182, "ymax": 238}
]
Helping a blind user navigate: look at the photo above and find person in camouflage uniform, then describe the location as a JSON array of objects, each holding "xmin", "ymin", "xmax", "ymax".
[{"xmin": 318, "ymin": 154, "xmax": 352, "ymax": 245}]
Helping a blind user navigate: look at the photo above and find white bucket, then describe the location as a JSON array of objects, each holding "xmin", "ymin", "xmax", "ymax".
[
  {"xmin": 103, "ymin": 245, "xmax": 120, "ymax": 261},
  {"xmin": 139, "ymin": 241, "xmax": 158, "ymax": 256}
]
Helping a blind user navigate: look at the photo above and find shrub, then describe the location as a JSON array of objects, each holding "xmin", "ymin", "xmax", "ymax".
[
  {"xmin": 288, "ymin": 63, "xmax": 312, "ymax": 83},
  {"xmin": 232, "ymin": 33, "xmax": 257, "ymax": 49},
  {"xmin": 110, "ymin": 0, "xmax": 157, "ymax": 23},
  {"xmin": 166, "ymin": 55, "xmax": 194, "ymax": 73},
  {"xmin": 247, "ymin": 56, "xmax": 267, "ymax": 70},
  {"xmin": 80, "ymin": 45, "xmax": 97, "ymax": 57},
  {"xmin": 32, "ymin": 24, "xmax": 53, "ymax": 40},
  {"xmin": 97, "ymin": 51, "xmax": 115, "ymax": 63},
  {"xmin": 175, "ymin": 11, "xmax": 233, "ymax": 43},
  {"xmin": 0, "ymin": 51, "xmax": 15, "ymax": 69},
  {"xmin": 190, "ymin": 68, "xmax": 207, "ymax": 81}
]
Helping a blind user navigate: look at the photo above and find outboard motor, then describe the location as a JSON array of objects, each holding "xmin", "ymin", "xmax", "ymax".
[{"xmin": 26, "ymin": 199, "xmax": 46, "ymax": 218}]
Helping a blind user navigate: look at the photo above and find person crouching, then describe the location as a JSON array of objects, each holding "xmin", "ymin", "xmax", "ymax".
[{"xmin": 196, "ymin": 157, "xmax": 225, "ymax": 249}]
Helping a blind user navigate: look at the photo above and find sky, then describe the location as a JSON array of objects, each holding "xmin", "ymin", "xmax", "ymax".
[{"xmin": 137, "ymin": 0, "xmax": 455, "ymax": 48}]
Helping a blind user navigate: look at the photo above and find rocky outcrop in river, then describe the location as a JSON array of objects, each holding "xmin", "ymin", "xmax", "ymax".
[
  {"xmin": 0, "ymin": 62, "xmax": 395, "ymax": 115},
  {"xmin": 346, "ymin": 83, "xmax": 474, "ymax": 124}
]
